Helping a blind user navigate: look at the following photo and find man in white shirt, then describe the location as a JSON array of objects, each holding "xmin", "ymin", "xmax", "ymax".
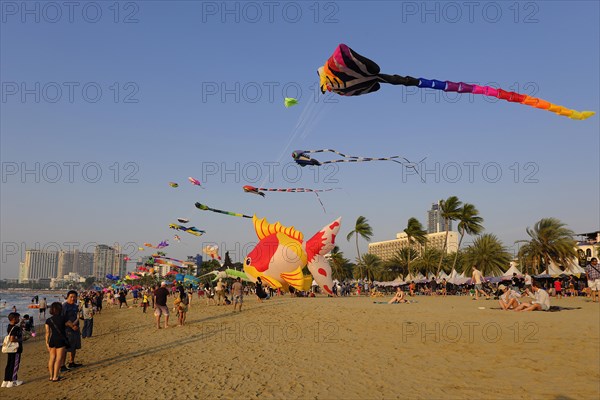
[{"xmin": 514, "ymin": 280, "xmax": 550, "ymax": 311}]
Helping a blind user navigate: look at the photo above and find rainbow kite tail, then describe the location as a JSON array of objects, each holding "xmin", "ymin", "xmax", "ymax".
[{"xmin": 417, "ymin": 78, "xmax": 595, "ymax": 120}]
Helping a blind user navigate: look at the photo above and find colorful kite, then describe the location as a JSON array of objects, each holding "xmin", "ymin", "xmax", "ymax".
[
  {"xmin": 169, "ymin": 223, "xmax": 205, "ymax": 236},
  {"xmin": 195, "ymin": 202, "xmax": 252, "ymax": 219},
  {"xmin": 243, "ymin": 215, "xmax": 341, "ymax": 295},
  {"xmin": 169, "ymin": 182, "xmax": 179, "ymax": 188},
  {"xmin": 318, "ymin": 43, "xmax": 595, "ymax": 120},
  {"xmin": 188, "ymin": 177, "xmax": 204, "ymax": 188},
  {"xmin": 203, "ymin": 245, "xmax": 221, "ymax": 260},
  {"xmin": 174, "ymin": 234, "xmax": 181, "ymax": 242},
  {"xmin": 292, "ymin": 148, "xmax": 416, "ymax": 167},
  {"xmin": 143, "ymin": 241, "xmax": 169, "ymax": 249},
  {"xmin": 284, "ymin": 97, "xmax": 298, "ymax": 108}
]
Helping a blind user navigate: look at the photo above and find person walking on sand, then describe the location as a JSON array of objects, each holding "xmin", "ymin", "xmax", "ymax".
[
  {"xmin": 39, "ymin": 297, "xmax": 47, "ymax": 319},
  {"xmin": 232, "ymin": 277, "xmax": 244, "ymax": 312},
  {"xmin": 154, "ymin": 282, "xmax": 170, "ymax": 329},
  {"xmin": 215, "ymin": 279, "xmax": 225, "ymax": 306},
  {"xmin": 585, "ymin": 258, "xmax": 600, "ymax": 303},
  {"xmin": 2, "ymin": 312, "xmax": 24, "ymax": 388},
  {"xmin": 471, "ymin": 266, "xmax": 490, "ymax": 300}
]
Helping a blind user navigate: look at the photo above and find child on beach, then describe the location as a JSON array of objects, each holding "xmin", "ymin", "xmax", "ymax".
[
  {"xmin": 2, "ymin": 312, "xmax": 24, "ymax": 388},
  {"xmin": 141, "ymin": 293, "xmax": 149, "ymax": 313}
]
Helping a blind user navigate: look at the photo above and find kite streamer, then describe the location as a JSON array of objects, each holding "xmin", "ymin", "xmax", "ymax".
[
  {"xmin": 318, "ymin": 44, "xmax": 595, "ymax": 120},
  {"xmin": 291, "ymin": 148, "xmax": 416, "ymax": 167},
  {"xmin": 195, "ymin": 202, "xmax": 252, "ymax": 219},
  {"xmin": 242, "ymin": 185, "xmax": 339, "ymax": 213}
]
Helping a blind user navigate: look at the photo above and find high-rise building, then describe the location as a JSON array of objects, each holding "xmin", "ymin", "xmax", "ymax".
[
  {"xmin": 21, "ymin": 249, "xmax": 59, "ymax": 282},
  {"xmin": 94, "ymin": 245, "xmax": 116, "ymax": 279},
  {"xmin": 94, "ymin": 244, "xmax": 126, "ymax": 279},
  {"xmin": 427, "ymin": 201, "xmax": 452, "ymax": 233},
  {"xmin": 58, "ymin": 250, "xmax": 94, "ymax": 278}
]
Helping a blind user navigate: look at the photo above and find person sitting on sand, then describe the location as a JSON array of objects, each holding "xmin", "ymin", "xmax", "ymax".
[
  {"xmin": 388, "ymin": 287, "xmax": 408, "ymax": 304},
  {"xmin": 513, "ymin": 280, "xmax": 550, "ymax": 312},
  {"xmin": 498, "ymin": 284, "xmax": 521, "ymax": 310}
]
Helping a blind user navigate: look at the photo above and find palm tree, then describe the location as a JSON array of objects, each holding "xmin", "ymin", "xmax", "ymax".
[
  {"xmin": 413, "ymin": 247, "xmax": 443, "ymax": 276},
  {"xmin": 462, "ymin": 234, "xmax": 512, "ymax": 277},
  {"xmin": 437, "ymin": 196, "xmax": 463, "ymax": 274},
  {"xmin": 404, "ymin": 217, "xmax": 428, "ymax": 275},
  {"xmin": 346, "ymin": 216, "xmax": 373, "ymax": 263},
  {"xmin": 355, "ymin": 253, "xmax": 382, "ymax": 281},
  {"xmin": 382, "ymin": 248, "xmax": 416, "ymax": 280},
  {"xmin": 451, "ymin": 203, "xmax": 484, "ymax": 271},
  {"xmin": 329, "ymin": 246, "xmax": 352, "ymax": 281},
  {"xmin": 517, "ymin": 218, "xmax": 577, "ymax": 273}
]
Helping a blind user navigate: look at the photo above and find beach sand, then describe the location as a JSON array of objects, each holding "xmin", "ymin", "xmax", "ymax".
[{"xmin": 2, "ymin": 295, "xmax": 598, "ymax": 399}]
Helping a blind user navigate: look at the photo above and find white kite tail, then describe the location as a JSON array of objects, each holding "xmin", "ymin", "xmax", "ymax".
[{"xmin": 304, "ymin": 217, "xmax": 341, "ymax": 295}]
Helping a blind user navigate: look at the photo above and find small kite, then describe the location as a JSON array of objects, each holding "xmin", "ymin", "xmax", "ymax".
[
  {"xmin": 284, "ymin": 97, "xmax": 298, "ymax": 108},
  {"xmin": 188, "ymin": 177, "xmax": 204, "ymax": 188},
  {"xmin": 169, "ymin": 223, "xmax": 205, "ymax": 236},
  {"xmin": 169, "ymin": 182, "xmax": 179, "ymax": 188},
  {"xmin": 203, "ymin": 245, "xmax": 221, "ymax": 260},
  {"xmin": 144, "ymin": 241, "xmax": 169, "ymax": 249},
  {"xmin": 292, "ymin": 148, "xmax": 416, "ymax": 167},
  {"xmin": 138, "ymin": 247, "xmax": 144, "ymax": 251},
  {"xmin": 174, "ymin": 234, "xmax": 181, "ymax": 242},
  {"xmin": 177, "ymin": 218, "xmax": 189, "ymax": 224},
  {"xmin": 318, "ymin": 43, "xmax": 595, "ymax": 120},
  {"xmin": 195, "ymin": 202, "xmax": 252, "ymax": 219}
]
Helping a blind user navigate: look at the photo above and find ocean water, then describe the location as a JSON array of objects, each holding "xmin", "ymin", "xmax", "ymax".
[{"xmin": 0, "ymin": 291, "xmax": 66, "ymax": 324}]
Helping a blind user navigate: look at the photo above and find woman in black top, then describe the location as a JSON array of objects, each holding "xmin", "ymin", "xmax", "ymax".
[
  {"xmin": 45, "ymin": 302, "xmax": 74, "ymax": 382},
  {"xmin": 255, "ymin": 277, "xmax": 268, "ymax": 302}
]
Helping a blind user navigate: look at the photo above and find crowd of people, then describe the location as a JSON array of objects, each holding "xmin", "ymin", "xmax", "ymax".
[{"xmin": 2, "ymin": 258, "xmax": 598, "ymax": 388}]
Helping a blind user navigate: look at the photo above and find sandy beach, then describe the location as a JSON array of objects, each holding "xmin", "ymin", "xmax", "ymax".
[{"xmin": 2, "ymin": 294, "xmax": 599, "ymax": 399}]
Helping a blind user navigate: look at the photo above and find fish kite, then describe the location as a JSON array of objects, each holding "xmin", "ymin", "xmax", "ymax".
[
  {"xmin": 292, "ymin": 148, "xmax": 418, "ymax": 167},
  {"xmin": 318, "ymin": 44, "xmax": 595, "ymax": 120},
  {"xmin": 195, "ymin": 202, "xmax": 252, "ymax": 219},
  {"xmin": 169, "ymin": 182, "xmax": 179, "ymax": 188},
  {"xmin": 243, "ymin": 215, "xmax": 341, "ymax": 295},
  {"xmin": 284, "ymin": 97, "xmax": 298, "ymax": 108},
  {"xmin": 188, "ymin": 177, "xmax": 204, "ymax": 188},
  {"xmin": 169, "ymin": 223, "xmax": 205, "ymax": 236},
  {"xmin": 203, "ymin": 245, "xmax": 221, "ymax": 260}
]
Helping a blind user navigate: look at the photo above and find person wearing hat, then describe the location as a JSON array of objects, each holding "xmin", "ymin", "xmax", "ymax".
[{"xmin": 498, "ymin": 284, "xmax": 522, "ymax": 310}]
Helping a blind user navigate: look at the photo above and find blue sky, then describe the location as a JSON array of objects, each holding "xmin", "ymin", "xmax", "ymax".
[{"xmin": 1, "ymin": 1, "xmax": 599, "ymax": 278}]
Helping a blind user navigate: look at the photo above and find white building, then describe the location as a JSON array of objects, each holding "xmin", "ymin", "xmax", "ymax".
[
  {"xmin": 368, "ymin": 231, "xmax": 459, "ymax": 262},
  {"xmin": 20, "ymin": 249, "xmax": 59, "ymax": 282}
]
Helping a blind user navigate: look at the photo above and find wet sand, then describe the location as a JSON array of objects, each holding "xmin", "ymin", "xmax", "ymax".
[{"xmin": 2, "ymin": 295, "xmax": 598, "ymax": 399}]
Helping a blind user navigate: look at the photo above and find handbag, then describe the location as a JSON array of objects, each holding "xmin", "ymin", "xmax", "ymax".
[
  {"xmin": 2, "ymin": 326, "xmax": 19, "ymax": 353},
  {"xmin": 50, "ymin": 318, "xmax": 70, "ymax": 348}
]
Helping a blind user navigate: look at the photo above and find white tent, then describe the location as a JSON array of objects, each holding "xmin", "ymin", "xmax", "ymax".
[{"xmin": 502, "ymin": 264, "xmax": 523, "ymax": 278}]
